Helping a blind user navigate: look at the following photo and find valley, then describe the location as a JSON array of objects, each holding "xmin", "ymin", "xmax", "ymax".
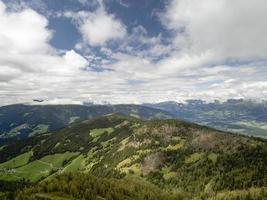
[{"xmin": 144, "ymin": 99, "xmax": 267, "ymax": 138}]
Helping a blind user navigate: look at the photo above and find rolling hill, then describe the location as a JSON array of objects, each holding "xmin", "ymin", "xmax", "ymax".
[
  {"xmin": 144, "ymin": 99, "xmax": 267, "ymax": 138},
  {"xmin": 0, "ymin": 104, "xmax": 173, "ymax": 143},
  {"xmin": 0, "ymin": 114, "xmax": 267, "ymax": 199}
]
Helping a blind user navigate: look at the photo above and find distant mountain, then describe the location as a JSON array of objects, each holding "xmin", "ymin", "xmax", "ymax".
[
  {"xmin": 144, "ymin": 99, "xmax": 267, "ymax": 138},
  {"xmin": 0, "ymin": 104, "xmax": 173, "ymax": 143},
  {"xmin": 0, "ymin": 114, "xmax": 267, "ymax": 199}
]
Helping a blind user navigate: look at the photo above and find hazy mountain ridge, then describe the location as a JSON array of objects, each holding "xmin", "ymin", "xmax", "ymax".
[
  {"xmin": 144, "ymin": 99, "xmax": 267, "ymax": 138},
  {"xmin": 0, "ymin": 104, "xmax": 173, "ymax": 143},
  {"xmin": 0, "ymin": 114, "xmax": 267, "ymax": 199}
]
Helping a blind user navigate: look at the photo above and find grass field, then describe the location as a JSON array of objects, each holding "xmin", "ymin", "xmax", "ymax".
[
  {"xmin": 185, "ymin": 152, "xmax": 205, "ymax": 164},
  {"xmin": 40, "ymin": 152, "xmax": 79, "ymax": 168},
  {"xmin": 166, "ymin": 140, "xmax": 185, "ymax": 150},
  {"xmin": 0, "ymin": 152, "xmax": 79, "ymax": 182},
  {"xmin": 28, "ymin": 124, "xmax": 49, "ymax": 137},
  {"xmin": 0, "ymin": 151, "xmax": 32, "ymax": 169},
  {"xmin": 89, "ymin": 128, "xmax": 114, "ymax": 138},
  {"xmin": 63, "ymin": 154, "xmax": 85, "ymax": 172}
]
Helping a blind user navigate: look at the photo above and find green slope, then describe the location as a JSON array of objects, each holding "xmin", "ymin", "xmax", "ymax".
[
  {"xmin": 0, "ymin": 104, "xmax": 173, "ymax": 142},
  {"xmin": 0, "ymin": 114, "xmax": 267, "ymax": 199}
]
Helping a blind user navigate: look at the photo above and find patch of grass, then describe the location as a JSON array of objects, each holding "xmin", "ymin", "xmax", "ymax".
[
  {"xmin": 0, "ymin": 151, "xmax": 32, "ymax": 169},
  {"xmin": 0, "ymin": 173, "xmax": 22, "ymax": 182},
  {"xmin": 63, "ymin": 155, "xmax": 85, "ymax": 172},
  {"xmin": 120, "ymin": 163, "xmax": 141, "ymax": 175},
  {"xmin": 120, "ymin": 137, "xmax": 129, "ymax": 145},
  {"xmin": 29, "ymin": 124, "xmax": 49, "ymax": 137},
  {"xmin": 54, "ymin": 142, "xmax": 61, "ymax": 149},
  {"xmin": 105, "ymin": 138, "xmax": 117, "ymax": 148},
  {"xmin": 0, "ymin": 152, "xmax": 79, "ymax": 182},
  {"xmin": 130, "ymin": 123, "xmax": 140, "ymax": 129},
  {"xmin": 116, "ymin": 155, "xmax": 139, "ymax": 169},
  {"xmin": 172, "ymin": 136, "xmax": 181, "ymax": 141},
  {"xmin": 136, "ymin": 149, "xmax": 153, "ymax": 155},
  {"xmin": 101, "ymin": 140, "xmax": 110, "ymax": 148},
  {"xmin": 23, "ymin": 113, "xmax": 30, "ymax": 117},
  {"xmin": 87, "ymin": 147, "xmax": 98, "ymax": 159},
  {"xmin": 69, "ymin": 116, "xmax": 80, "ymax": 124},
  {"xmin": 130, "ymin": 114, "xmax": 140, "ymax": 118},
  {"xmin": 89, "ymin": 128, "xmax": 114, "ymax": 138},
  {"xmin": 185, "ymin": 152, "xmax": 205, "ymax": 164},
  {"xmin": 0, "ymin": 145, "xmax": 6, "ymax": 151},
  {"xmin": 208, "ymin": 153, "xmax": 218, "ymax": 164},
  {"xmin": 166, "ymin": 140, "xmax": 185, "ymax": 150},
  {"xmin": 85, "ymin": 160, "xmax": 99, "ymax": 172},
  {"xmin": 161, "ymin": 167, "xmax": 177, "ymax": 180},
  {"xmin": 13, "ymin": 160, "xmax": 52, "ymax": 182},
  {"xmin": 115, "ymin": 121, "xmax": 129, "ymax": 128},
  {"xmin": 40, "ymin": 152, "xmax": 79, "ymax": 168},
  {"xmin": 7, "ymin": 124, "xmax": 29, "ymax": 137}
]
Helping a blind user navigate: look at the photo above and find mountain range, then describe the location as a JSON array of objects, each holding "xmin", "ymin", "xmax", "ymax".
[
  {"xmin": 144, "ymin": 99, "xmax": 267, "ymax": 138},
  {"xmin": 0, "ymin": 104, "xmax": 172, "ymax": 143},
  {"xmin": 1, "ymin": 98, "xmax": 267, "ymax": 145},
  {"xmin": 0, "ymin": 114, "xmax": 267, "ymax": 199}
]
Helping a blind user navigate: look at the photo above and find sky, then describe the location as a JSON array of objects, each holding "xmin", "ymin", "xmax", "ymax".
[{"xmin": 0, "ymin": 0, "xmax": 267, "ymax": 105}]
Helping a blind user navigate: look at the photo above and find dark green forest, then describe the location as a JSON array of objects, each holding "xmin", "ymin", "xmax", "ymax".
[
  {"xmin": 0, "ymin": 104, "xmax": 172, "ymax": 143},
  {"xmin": 1, "ymin": 114, "xmax": 267, "ymax": 199}
]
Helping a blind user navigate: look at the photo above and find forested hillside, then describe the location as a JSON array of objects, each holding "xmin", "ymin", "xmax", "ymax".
[
  {"xmin": 0, "ymin": 104, "xmax": 172, "ymax": 143},
  {"xmin": 0, "ymin": 114, "xmax": 267, "ymax": 199}
]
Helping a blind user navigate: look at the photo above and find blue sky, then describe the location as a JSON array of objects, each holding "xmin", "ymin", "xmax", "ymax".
[{"xmin": 0, "ymin": 0, "xmax": 267, "ymax": 105}]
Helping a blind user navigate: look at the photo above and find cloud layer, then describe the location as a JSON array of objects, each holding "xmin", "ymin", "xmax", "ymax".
[
  {"xmin": 162, "ymin": 0, "xmax": 267, "ymax": 60},
  {"xmin": 0, "ymin": 1, "xmax": 88, "ymax": 105},
  {"xmin": 0, "ymin": 0, "xmax": 267, "ymax": 105}
]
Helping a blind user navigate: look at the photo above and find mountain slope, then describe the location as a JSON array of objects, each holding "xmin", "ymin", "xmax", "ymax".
[
  {"xmin": 0, "ymin": 114, "xmax": 267, "ymax": 199},
  {"xmin": 144, "ymin": 99, "xmax": 267, "ymax": 138},
  {"xmin": 14, "ymin": 173, "xmax": 180, "ymax": 200},
  {"xmin": 0, "ymin": 104, "xmax": 173, "ymax": 142}
]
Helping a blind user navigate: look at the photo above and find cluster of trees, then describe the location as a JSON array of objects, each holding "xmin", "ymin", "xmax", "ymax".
[
  {"xmin": 3, "ymin": 172, "xmax": 267, "ymax": 200},
  {"xmin": 144, "ymin": 142, "xmax": 267, "ymax": 194},
  {"xmin": 208, "ymin": 187, "xmax": 267, "ymax": 200},
  {"xmin": 0, "ymin": 180, "xmax": 31, "ymax": 200},
  {"xmin": 15, "ymin": 173, "xmax": 182, "ymax": 200}
]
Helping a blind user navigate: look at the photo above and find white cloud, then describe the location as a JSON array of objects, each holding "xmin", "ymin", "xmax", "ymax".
[
  {"xmin": 0, "ymin": 2, "xmax": 51, "ymax": 54},
  {"xmin": 162, "ymin": 0, "xmax": 267, "ymax": 60},
  {"xmin": 66, "ymin": 7, "xmax": 126, "ymax": 46},
  {"xmin": 0, "ymin": 1, "xmax": 89, "ymax": 105}
]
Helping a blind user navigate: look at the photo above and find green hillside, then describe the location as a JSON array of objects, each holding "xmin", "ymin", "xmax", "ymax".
[
  {"xmin": 0, "ymin": 104, "xmax": 173, "ymax": 142},
  {"xmin": 0, "ymin": 114, "xmax": 267, "ymax": 199}
]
